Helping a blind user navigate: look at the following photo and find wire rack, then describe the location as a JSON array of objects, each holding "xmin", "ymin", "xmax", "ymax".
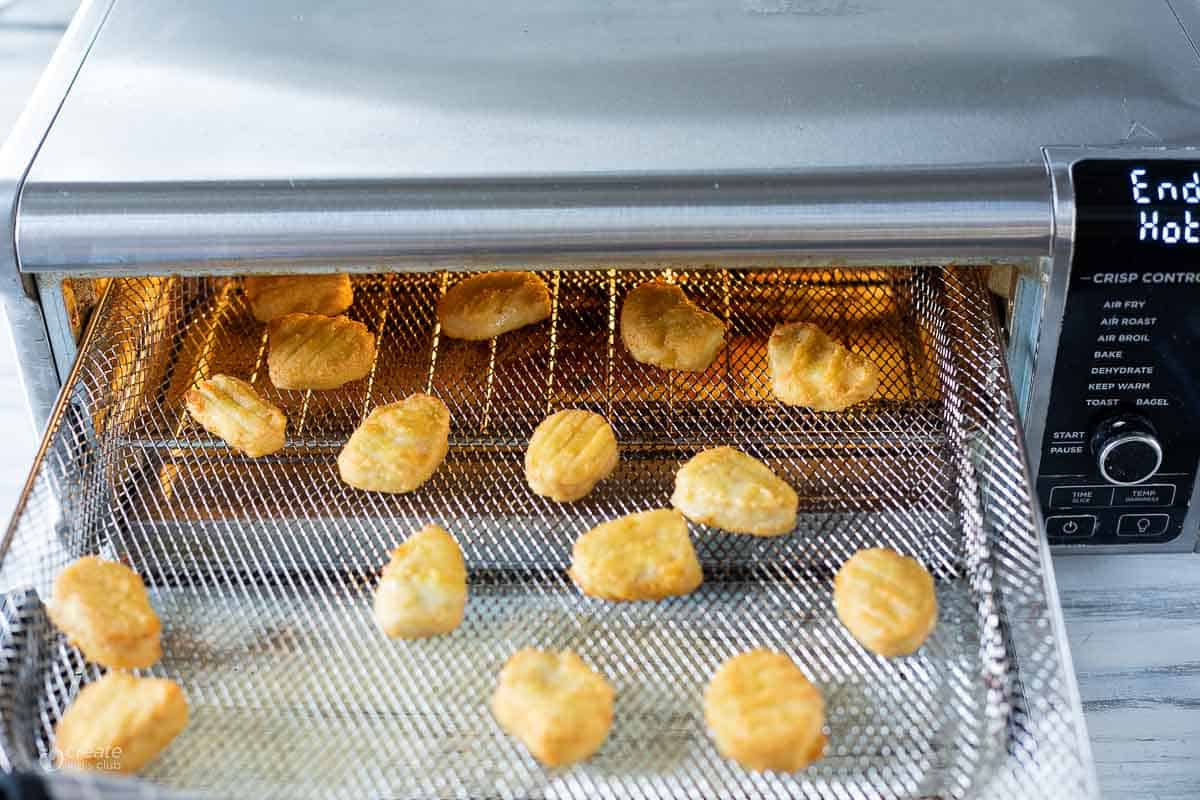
[{"xmin": 0, "ymin": 268, "xmax": 1095, "ymax": 799}]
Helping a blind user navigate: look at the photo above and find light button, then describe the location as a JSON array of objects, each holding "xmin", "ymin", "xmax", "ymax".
[{"xmin": 1116, "ymin": 513, "xmax": 1171, "ymax": 537}]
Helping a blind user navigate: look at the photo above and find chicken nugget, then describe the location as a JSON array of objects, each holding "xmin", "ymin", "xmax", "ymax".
[
  {"xmin": 620, "ymin": 281, "xmax": 725, "ymax": 372},
  {"xmin": 337, "ymin": 393, "xmax": 451, "ymax": 493},
  {"xmin": 569, "ymin": 509, "xmax": 702, "ymax": 601},
  {"xmin": 834, "ymin": 547, "xmax": 937, "ymax": 658},
  {"xmin": 374, "ymin": 524, "xmax": 468, "ymax": 639},
  {"xmin": 48, "ymin": 557, "xmax": 161, "ymax": 670},
  {"xmin": 525, "ymin": 409, "xmax": 619, "ymax": 502},
  {"xmin": 267, "ymin": 313, "xmax": 376, "ymax": 390},
  {"xmin": 437, "ymin": 272, "xmax": 551, "ymax": 340},
  {"xmin": 767, "ymin": 322, "xmax": 879, "ymax": 411},
  {"xmin": 704, "ymin": 649, "xmax": 826, "ymax": 772},
  {"xmin": 671, "ymin": 446, "xmax": 797, "ymax": 536},
  {"xmin": 243, "ymin": 274, "xmax": 353, "ymax": 321},
  {"xmin": 491, "ymin": 648, "xmax": 614, "ymax": 767},
  {"xmin": 184, "ymin": 374, "xmax": 286, "ymax": 458},
  {"xmin": 55, "ymin": 672, "xmax": 188, "ymax": 774}
]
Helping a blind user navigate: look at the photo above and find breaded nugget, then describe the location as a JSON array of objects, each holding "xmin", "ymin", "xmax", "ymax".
[
  {"xmin": 525, "ymin": 409, "xmax": 619, "ymax": 502},
  {"xmin": 834, "ymin": 547, "xmax": 938, "ymax": 658},
  {"xmin": 569, "ymin": 509, "xmax": 702, "ymax": 601},
  {"xmin": 337, "ymin": 393, "xmax": 451, "ymax": 493},
  {"xmin": 48, "ymin": 557, "xmax": 161, "ymax": 670},
  {"xmin": 704, "ymin": 649, "xmax": 826, "ymax": 772},
  {"xmin": 55, "ymin": 672, "xmax": 188, "ymax": 774},
  {"xmin": 767, "ymin": 322, "xmax": 880, "ymax": 411},
  {"xmin": 184, "ymin": 374, "xmax": 286, "ymax": 458},
  {"xmin": 620, "ymin": 281, "xmax": 725, "ymax": 371},
  {"xmin": 491, "ymin": 648, "xmax": 614, "ymax": 767},
  {"xmin": 671, "ymin": 447, "xmax": 798, "ymax": 537},
  {"xmin": 437, "ymin": 272, "xmax": 551, "ymax": 340},
  {"xmin": 374, "ymin": 524, "xmax": 467, "ymax": 639},
  {"xmin": 243, "ymin": 274, "xmax": 353, "ymax": 321},
  {"xmin": 267, "ymin": 313, "xmax": 376, "ymax": 391}
]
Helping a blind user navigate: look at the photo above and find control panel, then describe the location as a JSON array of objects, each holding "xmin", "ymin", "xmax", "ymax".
[{"xmin": 1038, "ymin": 159, "xmax": 1200, "ymax": 546}]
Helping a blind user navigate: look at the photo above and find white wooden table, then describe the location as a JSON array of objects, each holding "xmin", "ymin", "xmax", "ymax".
[
  {"xmin": 1056, "ymin": 555, "xmax": 1200, "ymax": 800},
  {"xmin": 1, "ymin": 4, "xmax": 1197, "ymax": 797}
]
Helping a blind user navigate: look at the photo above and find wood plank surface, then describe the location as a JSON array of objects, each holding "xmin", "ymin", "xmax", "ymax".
[{"xmin": 1056, "ymin": 554, "xmax": 1200, "ymax": 800}]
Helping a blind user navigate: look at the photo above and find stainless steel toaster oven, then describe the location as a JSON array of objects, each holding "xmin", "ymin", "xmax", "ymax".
[{"xmin": 1, "ymin": 0, "xmax": 1197, "ymax": 796}]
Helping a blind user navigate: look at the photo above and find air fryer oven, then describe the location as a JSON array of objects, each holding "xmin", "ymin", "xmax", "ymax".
[{"xmin": 4, "ymin": 0, "xmax": 1199, "ymax": 797}]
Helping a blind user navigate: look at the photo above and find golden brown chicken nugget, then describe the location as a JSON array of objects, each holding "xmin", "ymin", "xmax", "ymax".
[
  {"xmin": 491, "ymin": 648, "xmax": 614, "ymax": 767},
  {"xmin": 704, "ymin": 649, "xmax": 826, "ymax": 772},
  {"xmin": 243, "ymin": 274, "xmax": 354, "ymax": 322},
  {"xmin": 620, "ymin": 281, "xmax": 726, "ymax": 372},
  {"xmin": 437, "ymin": 272, "xmax": 551, "ymax": 340},
  {"xmin": 525, "ymin": 409, "xmax": 619, "ymax": 502},
  {"xmin": 671, "ymin": 446, "xmax": 798, "ymax": 536},
  {"xmin": 569, "ymin": 509, "xmax": 702, "ymax": 601},
  {"xmin": 374, "ymin": 524, "xmax": 468, "ymax": 639},
  {"xmin": 184, "ymin": 374, "xmax": 286, "ymax": 458},
  {"xmin": 834, "ymin": 547, "xmax": 937, "ymax": 658},
  {"xmin": 55, "ymin": 672, "xmax": 188, "ymax": 774},
  {"xmin": 48, "ymin": 557, "xmax": 161, "ymax": 670},
  {"xmin": 337, "ymin": 393, "xmax": 451, "ymax": 493},
  {"xmin": 767, "ymin": 322, "xmax": 880, "ymax": 411},
  {"xmin": 267, "ymin": 313, "xmax": 376, "ymax": 390}
]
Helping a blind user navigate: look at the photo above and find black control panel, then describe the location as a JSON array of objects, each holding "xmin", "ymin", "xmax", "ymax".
[{"xmin": 1038, "ymin": 160, "xmax": 1200, "ymax": 545}]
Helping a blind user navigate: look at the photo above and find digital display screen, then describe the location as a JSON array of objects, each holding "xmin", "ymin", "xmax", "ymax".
[{"xmin": 1127, "ymin": 165, "xmax": 1200, "ymax": 244}]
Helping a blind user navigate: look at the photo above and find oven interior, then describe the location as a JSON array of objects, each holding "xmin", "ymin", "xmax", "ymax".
[{"xmin": 0, "ymin": 267, "xmax": 1092, "ymax": 798}]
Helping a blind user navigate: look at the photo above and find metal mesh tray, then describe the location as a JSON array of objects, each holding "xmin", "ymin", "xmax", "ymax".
[{"xmin": 0, "ymin": 268, "xmax": 1095, "ymax": 798}]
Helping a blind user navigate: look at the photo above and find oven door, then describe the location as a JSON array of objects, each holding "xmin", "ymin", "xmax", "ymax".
[{"xmin": 0, "ymin": 267, "xmax": 1096, "ymax": 798}]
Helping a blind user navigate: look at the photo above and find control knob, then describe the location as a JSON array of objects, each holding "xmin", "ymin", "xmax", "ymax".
[{"xmin": 1092, "ymin": 414, "xmax": 1162, "ymax": 486}]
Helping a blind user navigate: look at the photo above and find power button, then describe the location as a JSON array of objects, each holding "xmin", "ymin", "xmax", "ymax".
[{"xmin": 1046, "ymin": 515, "xmax": 1096, "ymax": 539}]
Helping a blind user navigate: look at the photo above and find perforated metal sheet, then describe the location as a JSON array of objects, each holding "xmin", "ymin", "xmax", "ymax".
[{"xmin": 0, "ymin": 268, "xmax": 1095, "ymax": 798}]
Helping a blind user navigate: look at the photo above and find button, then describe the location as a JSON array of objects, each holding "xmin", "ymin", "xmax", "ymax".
[
  {"xmin": 1116, "ymin": 513, "xmax": 1171, "ymax": 537},
  {"xmin": 1112, "ymin": 484, "xmax": 1176, "ymax": 507},
  {"xmin": 1048, "ymin": 485, "xmax": 1114, "ymax": 509},
  {"xmin": 1099, "ymin": 436, "xmax": 1161, "ymax": 485},
  {"xmin": 1092, "ymin": 414, "xmax": 1162, "ymax": 486},
  {"xmin": 1045, "ymin": 515, "xmax": 1096, "ymax": 539}
]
